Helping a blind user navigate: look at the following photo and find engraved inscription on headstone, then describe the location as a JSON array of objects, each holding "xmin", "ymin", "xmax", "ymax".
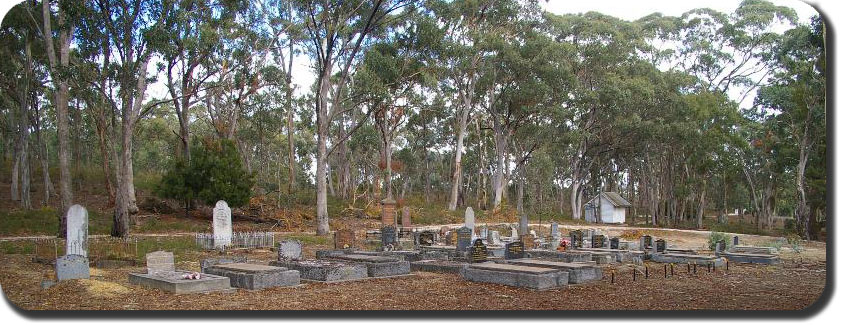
[
  {"xmin": 419, "ymin": 231, "xmax": 436, "ymax": 246},
  {"xmin": 570, "ymin": 230, "xmax": 583, "ymax": 248},
  {"xmin": 278, "ymin": 240, "xmax": 302, "ymax": 261},
  {"xmin": 334, "ymin": 229, "xmax": 356, "ymax": 249},
  {"xmin": 56, "ymin": 254, "xmax": 89, "ymax": 281},
  {"xmin": 641, "ymin": 235, "xmax": 653, "ymax": 250},
  {"xmin": 213, "ymin": 200, "xmax": 232, "ymax": 249},
  {"xmin": 66, "ymin": 205, "xmax": 89, "ymax": 257},
  {"xmin": 592, "ymin": 234, "xmax": 606, "ymax": 248},
  {"xmin": 456, "ymin": 227, "xmax": 472, "ymax": 251},
  {"xmin": 505, "ymin": 241, "xmax": 525, "ymax": 259},
  {"xmin": 146, "ymin": 251, "xmax": 175, "ymax": 274},
  {"xmin": 655, "ymin": 239, "xmax": 666, "ymax": 253},
  {"xmin": 610, "ymin": 237, "xmax": 620, "ymax": 250},
  {"xmin": 469, "ymin": 239, "xmax": 488, "ymax": 263}
]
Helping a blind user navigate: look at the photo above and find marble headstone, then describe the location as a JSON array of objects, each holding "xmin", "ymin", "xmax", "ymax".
[
  {"xmin": 146, "ymin": 251, "xmax": 175, "ymax": 274},
  {"xmin": 213, "ymin": 200, "xmax": 232, "ymax": 249},
  {"xmin": 278, "ymin": 240, "xmax": 302, "ymax": 261},
  {"xmin": 66, "ymin": 205, "xmax": 89, "ymax": 257},
  {"xmin": 56, "ymin": 254, "xmax": 89, "ymax": 281},
  {"xmin": 464, "ymin": 207, "xmax": 475, "ymax": 232}
]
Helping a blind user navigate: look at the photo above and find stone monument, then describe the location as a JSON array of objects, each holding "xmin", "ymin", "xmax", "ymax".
[
  {"xmin": 213, "ymin": 200, "xmax": 232, "ymax": 249},
  {"xmin": 464, "ymin": 207, "xmax": 475, "ymax": 233},
  {"xmin": 66, "ymin": 205, "xmax": 89, "ymax": 257}
]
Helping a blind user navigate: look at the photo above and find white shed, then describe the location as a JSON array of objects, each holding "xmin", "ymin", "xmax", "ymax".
[{"xmin": 584, "ymin": 192, "xmax": 632, "ymax": 224}]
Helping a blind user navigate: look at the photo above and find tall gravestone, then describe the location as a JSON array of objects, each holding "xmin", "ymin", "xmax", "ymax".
[
  {"xmin": 592, "ymin": 235, "xmax": 606, "ymax": 248},
  {"xmin": 66, "ymin": 204, "xmax": 89, "ymax": 257},
  {"xmin": 655, "ymin": 239, "xmax": 666, "ymax": 253},
  {"xmin": 519, "ymin": 215, "xmax": 529, "ymax": 236},
  {"xmin": 401, "ymin": 206, "xmax": 411, "ymax": 228},
  {"xmin": 456, "ymin": 227, "xmax": 472, "ymax": 252},
  {"xmin": 505, "ymin": 241, "xmax": 525, "ymax": 259},
  {"xmin": 640, "ymin": 235, "xmax": 653, "ymax": 251},
  {"xmin": 550, "ymin": 222, "xmax": 559, "ymax": 237},
  {"xmin": 464, "ymin": 207, "xmax": 475, "ymax": 233},
  {"xmin": 213, "ymin": 200, "xmax": 233, "ymax": 249}
]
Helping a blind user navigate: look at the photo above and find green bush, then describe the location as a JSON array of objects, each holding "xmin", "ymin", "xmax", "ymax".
[
  {"xmin": 707, "ymin": 231, "xmax": 732, "ymax": 250},
  {"xmin": 156, "ymin": 138, "xmax": 254, "ymax": 212}
]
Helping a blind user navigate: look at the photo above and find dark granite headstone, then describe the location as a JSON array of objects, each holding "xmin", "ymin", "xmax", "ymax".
[
  {"xmin": 469, "ymin": 239, "xmax": 488, "ymax": 263},
  {"xmin": 419, "ymin": 231, "xmax": 435, "ymax": 246},
  {"xmin": 716, "ymin": 239, "xmax": 727, "ymax": 254},
  {"xmin": 655, "ymin": 239, "xmax": 666, "ymax": 253},
  {"xmin": 456, "ymin": 227, "xmax": 472, "ymax": 251},
  {"xmin": 381, "ymin": 226, "xmax": 397, "ymax": 247},
  {"xmin": 570, "ymin": 230, "xmax": 583, "ymax": 248},
  {"xmin": 505, "ymin": 241, "xmax": 525, "ymax": 259},
  {"xmin": 610, "ymin": 237, "xmax": 620, "ymax": 250},
  {"xmin": 642, "ymin": 235, "xmax": 653, "ymax": 249},
  {"xmin": 733, "ymin": 235, "xmax": 739, "ymax": 246},
  {"xmin": 592, "ymin": 234, "xmax": 606, "ymax": 248}
]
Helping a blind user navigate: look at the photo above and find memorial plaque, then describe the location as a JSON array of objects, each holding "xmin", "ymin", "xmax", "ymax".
[
  {"xmin": 521, "ymin": 234, "xmax": 536, "ymax": 249},
  {"xmin": 146, "ymin": 251, "xmax": 175, "ymax": 274},
  {"xmin": 610, "ymin": 237, "xmax": 620, "ymax": 250},
  {"xmin": 592, "ymin": 234, "xmax": 606, "ymax": 248},
  {"xmin": 334, "ymin": 229, "xmax": 356, "ymax": 249},
  {"xmin": 505, "ymin": 241, "xmax": 525, "ymax": 259},
  {"xmin": 381, "ymin": 225, "xmax": 397, "ymax": 247},
  {"xmin": 456, "ymin": 227, "xmax": 472, "ymax": 251},
  {"xmin": 570, "ymin": 230, "xmax": 583, "ymax": 248},
  {"xmin": 419, "ymin": 231, "xmax": 436, "ymax": 246},
  {"xmin": 655, "ymin": 239, "xmax": 666, "ymax": 253},
  {"xmin": 469, "ymin": 239, "xmax": 488, "ymax": 263}
]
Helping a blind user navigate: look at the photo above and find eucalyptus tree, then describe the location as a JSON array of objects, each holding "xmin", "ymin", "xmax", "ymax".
[{"xmin": 296, "ymin": 0, "xmax": 414, "ymax": 235}]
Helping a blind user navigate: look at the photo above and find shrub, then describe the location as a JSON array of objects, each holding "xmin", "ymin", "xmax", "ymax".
[
  {"xmin": 707, "ymin": 231, "xmax": 732, "ymax": 250},
  {"xmin": 156, "ymin": 138, "xmax": 254, "ymax": 213}
]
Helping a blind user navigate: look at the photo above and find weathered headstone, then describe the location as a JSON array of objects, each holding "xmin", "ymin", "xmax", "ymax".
[
  {"xmin": 464, "ymin": 207, "xmax": 475, "ymax": 232},
  {"xmin": 334, "ymin": 229, "xmax": 356, "ymax": 249},
  {"xmin": 655, "ymin": 239, "xmax": 666, "ymax": 253},
  {"xmin": 66, "ymin": 205, "xmax": 89, "ymax": 257},
  {"xmin": 510, "ymin": 226, "xmax": 518, "ymax": 238},
  {"xmin": 381, "ymin": 225, "xmax": 397, "ymax": 248},
  {"xmin": 505, "ymin": 241, "xmax": 525, "ymax": 259},
  {"xmin": 213, "ymin": 200, "xmax": 232, "ymax": 249},
  {"xmin": 519, "ymin": 215, "xmax": 529, "ymax": 236},
  {"xmin": 640, "ymin": 235, "xmax": 653, "ymax": 250},
  {"xmin": 715, "ymin": 240, "xmax": 727, "ymax": 255},
  {"xmin": 56, "ymin": 254, "xmax": 89, "ymax": 281},
  {"xmin": 592, "ymin": 234, "xmax": 606, "ymax": 248},
  {"xmin": 278, "ymin": 240, "xmax": 302, "ymax": 261},
  {"xmin": 469, "ymin": 239, "xmax": 488, "ymax": 263},
  {"xmin": 610, "ymin": 237, "xmax": 620, "ymax": 250},
  {"xmin": 456, "ymin": 227, "xmax": 472, "ymax": 251},
  {"xmin": 401, "ymin": 206, "xmax": 411, "ymax": 228},
  {"xmin": 146, "ymin": 251, "xmax": 175, "ymax": 274},
  {"xmin": 489, "ymin": 230, "xmax": 502, "ymax": 245},
  {"xmin": 570, "ymin": 230, "xmax": 583, "ymax": 249},
  {"xmin": 419, "ymin": 231, "xmax": 436, "ymax": 246}
]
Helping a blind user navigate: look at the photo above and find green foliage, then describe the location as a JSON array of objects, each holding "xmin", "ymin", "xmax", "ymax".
[
  {"xmin": 707, "ymin": 231, "xmax": 732, "ymax": 250},
  {"xmin": 0, "ymin": 208, "xmax": 111, "ymax": 236},
  {"xmin": 157, "ymin": 138, "xmax": 255, "ymax": 209}
]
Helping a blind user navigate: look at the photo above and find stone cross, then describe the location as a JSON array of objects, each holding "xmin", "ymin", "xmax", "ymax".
[
  {"xmin": 278, "ymin": 240, "xmax": 302, "ymax": 261},
  {"xmin": 464, "ymin": 207, "xmax": 475, "ymax": 232},
  {"xmin": 213, "ymin": 200, "xmax": 232, "ymax": 249},
  {"xmin": 66, "ymin": 204, "xmax": 89, "ymax": 257},
  {"xmin": 146, "ymin": 251, "xmax": 175, "ymax": 274}
]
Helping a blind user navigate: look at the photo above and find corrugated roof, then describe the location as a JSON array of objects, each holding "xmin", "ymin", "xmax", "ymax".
[{"xmin": 601, "ymin": 192, "xmax": 632, "ymax": 207}]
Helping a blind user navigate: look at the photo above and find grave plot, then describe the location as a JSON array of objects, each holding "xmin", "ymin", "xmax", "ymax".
[
  {"xmin": 202, "ymin": 262, "xmax": 300, "ymax": 290},
  {"xmin": 460, "ymin": 262, "xmax": 569, "ymax": 290},
  {"xmin": 501, "ymin": 258, "xmax": 602, "ymax": 284},
  {"xmin": 410, "ymin": 259, "xmax": 468, "ymax": 274},
  {"xmin": 572, "ymin": 247, "xmax": 645, "ymax": 263},
  {"xmin": 271, "ymin": 259, "xmax": 368, "ymax": 283},
  {"xmin": 128, "ymin": 251, "xmax": 232, "ymax": 294},
  {"xmin": 526, "ymin": 249, "xmax": 593, "ymax": 263},
  {"xmin": 718, "ymin": 252, "xmax": 779, "ymax": 265},
  {"xmin": 323, "ymin": 254, "xmax": 411, "ymax": 277},
  {"xmin": 730, "ymin": 246, "xmax": 779, "ymax": 255},
  {"xmin": 650, "ymin": 252, "xmax": 726, "ymax": 267}
]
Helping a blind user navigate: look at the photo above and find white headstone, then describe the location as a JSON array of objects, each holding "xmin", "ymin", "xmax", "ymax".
[
  {"xmin": 278, "ymin": 240, "xmax": 302, "ymax": 261},
  {"xmin": 464, "ymin": 207, "xmax": 475, "ymax": 231},
  {"xmin": 510, "ymin": 226, "xmax": 518, "ymax": 238},
  {"xmin": 213, "ymin": 200, "xmax": 232, "ymax": 249},
  {"xmin": 489, "ymin": 231, "xmax": 502, "ymax": 245},
  {"xmin": 66, "ymin": 205, "xmax": 88, "ymax": 257}
]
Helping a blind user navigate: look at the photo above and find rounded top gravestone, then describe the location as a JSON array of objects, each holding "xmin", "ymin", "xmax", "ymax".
[
  {"xmin": 464, "ymin": 207, "xmax": 475, "ymax": 231},
  {"xmin": 213, "ymin": 200, "xmax": 233, "ymax": 249},
  {"xmin": 66, "ymin": 205, "xmax": 88, "ymax": 257}
]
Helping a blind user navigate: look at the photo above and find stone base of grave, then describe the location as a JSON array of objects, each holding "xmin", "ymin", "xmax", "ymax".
[
  {"xmin": 501, "ymin": 258, "xmax": 602, "ymax": 284},
  {"xmin": 526, "ymin": 249, "xmax": 593, "ymax": 263},
  {"xmin": 203, "ymin": 263, "xmax": 300, "ymax": 289},
  {"xmin": 720, "ymin": 252, "xmax": 779, "ymax": 265},
  {"xmin": 410, "ymin": 260, "xmax": 468, "ymax": 274},
  {"xmin": 581, "ymin": 252, "xmax": 614, "ymax": 264},
  {"xmin": 315, "ymin": 249, "xmax": 356, "ymax": 259},
  {"xmin": 94, "ymin": 259, "xmax": 136, "ymax": 269},
  {"xmin": 460, "ymin": 262, "xmax": 569, "ymax": 290},
  {"xmin": 574, "ymin": 248, "xmax": 644, "ymax": 263},
  {"xmin": 350, "ymin": 250, "xmax": 422, "ymax": 262},
  {"xmin": 271, "ymin": 259, "xmax": 368, "ymax": 282},
  {"xmin": 128, "ymin": 271, "xmax": 233, "ymax": 294},
  {"xmin": 665, "ymin": 248, "xmax": 699, "ymax": 255},
  {"xmin": 325, "ymin": 254, "xmax": 411, "ymax": 277},
  {"xmin": 729, "ymin": 246, "xmax": 779, "ymax": 255},
  {"xmin": 420, "ymin": 245, "xmax": 462, "ymax": 259},
  {"xmin": 650, "ymin": 253, "xmax": 726, "ymax": 267}
]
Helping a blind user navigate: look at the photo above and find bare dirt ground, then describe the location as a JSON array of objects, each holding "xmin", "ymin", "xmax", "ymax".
[{"xmin": 0, "ymin": 235, "xmax": 827, "ymax": 311}]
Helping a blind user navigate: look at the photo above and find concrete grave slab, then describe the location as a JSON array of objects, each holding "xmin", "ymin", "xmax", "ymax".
[
  {"xmin": 503, "ymin": 258, "xmax": 602, "ymax": 284},
  {"xmin": 271, "ymin": 259, "xmax": 367, "ymax": 283},
  {"xmin": 461, "ymin": 262, "xmax": 569, "ymax": 290},
  {"xmin": 203, "ymin": 263, "xmax": 300, "ymax": 289}
]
